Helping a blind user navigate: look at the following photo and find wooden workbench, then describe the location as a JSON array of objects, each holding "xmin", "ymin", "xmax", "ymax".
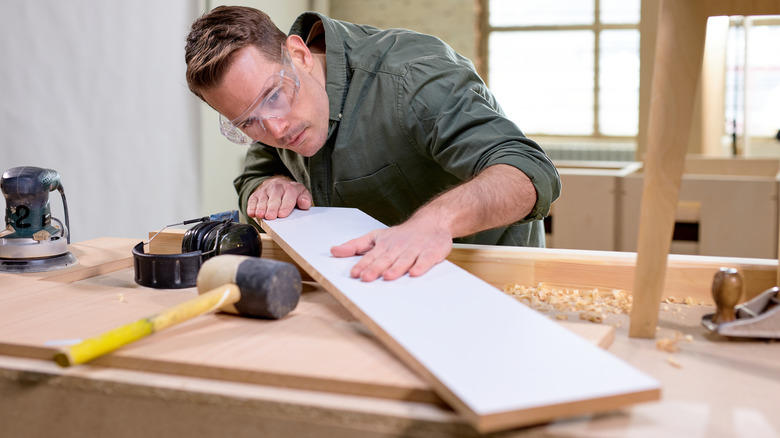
[{"xmin": 1, "ymin": 237, "xmax": 779, "ymax": 437}]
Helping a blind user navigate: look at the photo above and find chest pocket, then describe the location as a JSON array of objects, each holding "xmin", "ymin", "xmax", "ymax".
[{"xmin": 333, "ymin": 163, "xmax": 421, "ymax": 226}]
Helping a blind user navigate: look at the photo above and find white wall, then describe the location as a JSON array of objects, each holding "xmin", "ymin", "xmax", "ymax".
[
  {"xmin": 0, "ymin": 1, "xmax": 327, "ymax": 243},
  {"xmin": 0, "ymin": 1, "xmax": 201, "ymax": 242}
]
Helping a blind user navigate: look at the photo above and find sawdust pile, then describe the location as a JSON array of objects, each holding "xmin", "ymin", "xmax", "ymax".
[{"xmin": 503, "ymin": 283, "xmax": 632, "ymax": 323}]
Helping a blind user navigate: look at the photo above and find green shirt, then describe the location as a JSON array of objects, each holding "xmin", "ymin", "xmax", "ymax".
[{"xmin": 234, "ymin": 12, "xmax": 561, "ymax": 246}]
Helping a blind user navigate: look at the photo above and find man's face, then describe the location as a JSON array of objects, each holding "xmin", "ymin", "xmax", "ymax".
[{"xmin": 201, "ymin": 43, "xmax": 330, "ymax": 157}]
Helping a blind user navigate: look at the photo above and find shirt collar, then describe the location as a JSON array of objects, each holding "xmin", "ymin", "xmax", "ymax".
[{"xmin": 289, "ymin": 12, "xmax": 347, "ymax": 123}]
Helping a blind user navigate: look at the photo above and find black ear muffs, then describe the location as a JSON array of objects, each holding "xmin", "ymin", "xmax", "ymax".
[
  {"xmin": 133, "ymin": 219, "xmax": 262, "ymax": 289},
  {"xmin": 181, "ymin": 220, "xmax": 223, "ymax": 253},
  {"xmin": 201, "ymin": 222, "xmax": 263, "ymax": 261}
]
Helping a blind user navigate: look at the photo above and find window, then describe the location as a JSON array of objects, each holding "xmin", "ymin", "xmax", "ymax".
[
  {"xmin": 482, "ymin": 0, "xmax": 640, "ymax": 142},
  {"xmin": 724, "ymin": 16, "xmax": 780, "ymax": 151}
]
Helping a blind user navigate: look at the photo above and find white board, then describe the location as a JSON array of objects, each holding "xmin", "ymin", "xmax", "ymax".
[{"xmin": 261, "ymin": 207, "xmax": 660, "ymax": 433}]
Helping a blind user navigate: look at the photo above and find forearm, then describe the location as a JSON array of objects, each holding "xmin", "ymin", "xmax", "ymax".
[{"xmin": 409, "ymin": 164, "xmax": 536, "ymax": 239}]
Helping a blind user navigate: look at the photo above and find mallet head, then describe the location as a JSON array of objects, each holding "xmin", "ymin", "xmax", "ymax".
[{"xmin": 197, "ymin": 255, "xmax": 301, "ymax": 319}]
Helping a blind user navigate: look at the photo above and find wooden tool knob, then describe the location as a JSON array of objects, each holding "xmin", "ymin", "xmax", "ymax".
[{"xmin": 711, "ymin": 267, "xmax": 742, "ymax": 324}]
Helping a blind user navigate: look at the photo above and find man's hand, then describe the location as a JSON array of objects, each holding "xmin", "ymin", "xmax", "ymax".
[
  {"xmin": 330, "ymin": 164, "xmax": 536, "ymax": 282},
  {"xmin": 330, "ymin": 216, "xmax": 452, "ymax": 282},
  {"xmin": 248, "ymin": 176, "xmax": 312, "ymax": 220}
]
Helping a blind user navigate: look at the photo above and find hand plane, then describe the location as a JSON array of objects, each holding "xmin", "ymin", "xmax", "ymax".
[{"xmin": 702, "ymin": 267, "xmax": 780, "ymax": 339}]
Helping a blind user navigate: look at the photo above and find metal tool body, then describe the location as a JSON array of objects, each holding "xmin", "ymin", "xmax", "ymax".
[
  {"xmin": 701, "ymin": 274, "xmax": 780, "ymax": 339},
  {"xmin": 0, "ymin": 166, "xmax": 77, "ymax": 272}
]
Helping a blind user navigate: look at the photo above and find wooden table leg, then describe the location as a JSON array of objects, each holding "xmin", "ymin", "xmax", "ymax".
[{"xmin": 629, "ymin": 0, "xmax": 710, "ymax": 338}]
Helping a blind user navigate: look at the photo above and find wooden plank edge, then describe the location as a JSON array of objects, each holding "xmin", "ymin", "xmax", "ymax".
[
  {"xmin": 0, "ymin": 341, "xmax": 442, "ymax": 405},
  {"xmin": 148, "ymin": 228, "xmax": 777, "ymax": 306},
  {"xmin": 472, "ymin": 387, "xmax": 662, "ymax": 434},
  {"xmin": 448, "ymin": 244, "xmax": 777, "ymax": 305},
  {"xmin": 34, "ymin": 237, "xmax": 136, "ymax": 284}
]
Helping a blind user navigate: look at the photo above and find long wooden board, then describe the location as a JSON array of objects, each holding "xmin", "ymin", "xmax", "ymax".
[
  {"xmin": 0, "ymin": 238, "xmax": 613, "ymax": 408},
  {"xmin": 0, "ymin": 269, "xmax": 436, "ymax": 402},
  {"xmin": 260, "ymin": 207, "xmax": 661, "ymax": 433},
  {"xmin": 149, "ymin": 228, "xmax": 779, "ymax": 307}
]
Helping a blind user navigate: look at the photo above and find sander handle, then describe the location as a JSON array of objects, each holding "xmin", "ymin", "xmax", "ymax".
[{"xmin": 53, "ymin": 284, "xmax": 241, "ymax": 367}]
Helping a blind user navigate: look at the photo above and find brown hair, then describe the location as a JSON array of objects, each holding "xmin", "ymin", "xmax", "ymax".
[{"xmin": 185, "ymin": 6, "xmax": 287, "ymax": 99}]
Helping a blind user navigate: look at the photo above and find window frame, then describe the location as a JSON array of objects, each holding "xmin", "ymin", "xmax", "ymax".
[{"xmin": 476, "ymin": 0, "xmax": 641, "ymax": 142}]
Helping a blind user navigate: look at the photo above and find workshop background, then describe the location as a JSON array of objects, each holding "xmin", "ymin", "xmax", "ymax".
[{"xmin": 1, "ymin": 0, "xmax": 778, "ymax": 249}]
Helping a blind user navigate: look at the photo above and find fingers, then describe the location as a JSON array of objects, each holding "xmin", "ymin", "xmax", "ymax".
[
  {"xmin": 248, "ymin": 178, "xmax": 311, "ymax": 220},
  {"xmin": 246, "ymin": 190, "xmax": 268, "ymax": 218},
  {"xmin": 331, "ymin": 228, "xmax": 450, "ymax": 282},
  {"xmin": 330, "ymin": 233, "xmax": 376, "ymax": 257}
]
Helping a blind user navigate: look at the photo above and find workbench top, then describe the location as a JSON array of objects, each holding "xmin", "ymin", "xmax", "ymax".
[{"xmin": 1, "ymin": 238, "xmax": 779, "ymax": 438}]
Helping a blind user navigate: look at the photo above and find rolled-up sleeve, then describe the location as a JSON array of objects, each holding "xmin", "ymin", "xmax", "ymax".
[{"xmin": 399, "ymin": 53, "xmax": 561, "ymax": 222}]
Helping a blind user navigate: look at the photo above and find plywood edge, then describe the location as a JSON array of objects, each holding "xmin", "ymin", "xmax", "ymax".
[
  {"xmin": 0, "ymin": 324, "xmax": 441, "ymax": 405},
  {"xmin": 560, "ymin": 322, "xmax": 615, "ymax": 350},
  {"xmin": 0, "ymin": 353, "xmax": 466, "ymax": 435},
  {"xmin": 96, "ymin": 354, "xmax": 443, "ymax": 405},
  {"xmin": 35, "ymin": 237, "xmax": 136, "ymax": 283},
  {"xmin": 472, "ymin": 387, "xmax": 662, "ymax": 434},
  {"xmin": 0, "ymin": 342, "xmax": 55, "ymax": 362}
]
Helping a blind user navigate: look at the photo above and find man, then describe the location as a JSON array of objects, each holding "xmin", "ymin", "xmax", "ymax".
[{"xmin": 185, "ymin": 6, "xmax": 561, "ymax": 282}]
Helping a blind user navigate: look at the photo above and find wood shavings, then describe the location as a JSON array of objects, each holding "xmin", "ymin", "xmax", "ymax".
[
  {"xmin": 579, "ymin": 311, "xmax": 605, "ymax": 323},
  {"xmin": 663, "ymin": 296, "xmax": 700, "ymax": 306},
  {"xmin": 503, "ymin": 283, "xmax": 632, "ymax": 323},
  {"xmin": 656, "ymin": 332, "xmax": 682, "ymax": 353},
  {"xmin": 657, "ymin": 333, "xmax": 688, "ymax": 369}
]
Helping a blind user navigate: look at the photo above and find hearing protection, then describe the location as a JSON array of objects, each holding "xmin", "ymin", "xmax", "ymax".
[{"xmin": 132, "ymin": 212, "xmax": 262, "ymax": 289}]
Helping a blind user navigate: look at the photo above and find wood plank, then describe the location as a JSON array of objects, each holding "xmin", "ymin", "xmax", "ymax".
[
  {"xmin": 0, "ymin": 268, "xmax": 436, "ymax": 402},
  {"xmin": 0, "ymin": 237, "xmax": 135, "ymax": 286},
  {"xmin": 260, "ymin": 207, "xmax": 660, "ymax": 433},
  {"xmin": 147, "ymin": 228, "xmax": 778, "ymax": 306},
  {"xmin": 0, "ymin": 254, "xmax": 613, "ymax": 408}
]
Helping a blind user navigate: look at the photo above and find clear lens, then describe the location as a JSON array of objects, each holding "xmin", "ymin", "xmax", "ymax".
[{"xmin": 219, "ymin": 43, "xmax": 300, "ymax": 145}]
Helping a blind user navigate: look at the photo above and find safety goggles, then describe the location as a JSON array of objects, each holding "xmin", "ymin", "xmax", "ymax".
[{"xmin": 219, "ymin": 43, "xmax": 300, "ymax": 145}]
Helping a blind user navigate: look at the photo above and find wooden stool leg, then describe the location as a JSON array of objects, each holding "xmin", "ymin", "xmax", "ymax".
[{"xmin": 629, "ymin": 0, "xmax": 710, "ymax": 338}]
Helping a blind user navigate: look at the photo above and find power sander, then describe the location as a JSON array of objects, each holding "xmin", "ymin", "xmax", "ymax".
[{"xmin": 0, "ymin": 166, "xmax": 78, "ymax": 273}]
